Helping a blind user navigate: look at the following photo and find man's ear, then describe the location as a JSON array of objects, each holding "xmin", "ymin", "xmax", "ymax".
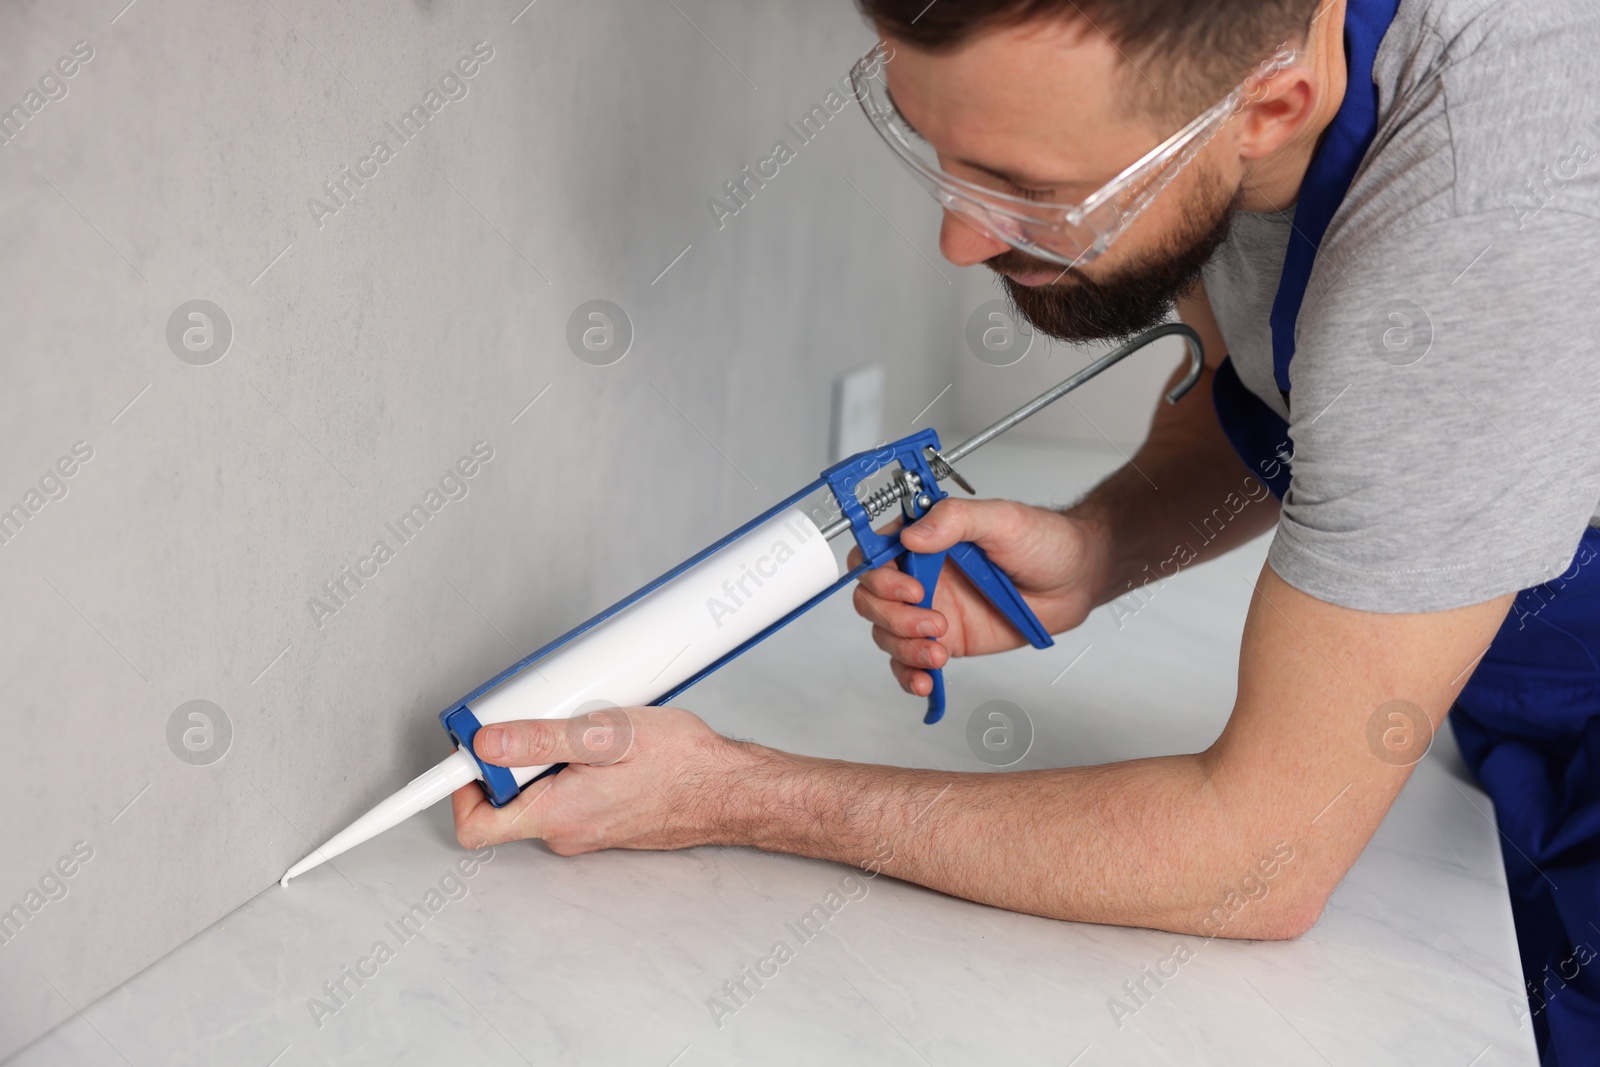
[{"xmin": 1233, "ymin": 68, "xmax": 1320, "ymax": 162}]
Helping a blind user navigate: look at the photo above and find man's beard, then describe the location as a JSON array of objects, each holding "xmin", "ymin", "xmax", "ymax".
[{"xmin": 990, "ymin": 171, "xmax": 1242, "ymax": 344}]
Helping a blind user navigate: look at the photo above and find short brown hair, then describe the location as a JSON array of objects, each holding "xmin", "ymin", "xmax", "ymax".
[{"xmin": 855, "ymin": 0, "xmax": 1321, "ymax": 119}]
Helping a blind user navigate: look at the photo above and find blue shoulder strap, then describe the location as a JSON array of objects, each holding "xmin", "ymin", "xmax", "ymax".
[
  {"xmin": 1268, "ymin": 0, "xmax": 1400, "ymax": 396},
  {"xmin": 1210, "ymin": 0, "xmax": 1399, "ymax": 499}
]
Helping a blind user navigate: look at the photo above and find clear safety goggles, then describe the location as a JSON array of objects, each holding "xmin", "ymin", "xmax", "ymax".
[{"xmin": 849, "ymin": 42, "xmax": 1303, "ymax": 269}]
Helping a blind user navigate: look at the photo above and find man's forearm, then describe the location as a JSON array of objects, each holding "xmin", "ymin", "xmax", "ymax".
[
  {"xmin": 713, "ymin": 741, "xmax": 1314, "ymax": 941},
  {"xmin": 1066, "ymin": 363, "xmax": 1281, "ymax": 610}
]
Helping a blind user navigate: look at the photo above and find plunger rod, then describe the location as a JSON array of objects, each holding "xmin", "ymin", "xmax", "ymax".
[{"xmin": 819, "ymin": 323, "xmax": 1204, "ymax": 541}]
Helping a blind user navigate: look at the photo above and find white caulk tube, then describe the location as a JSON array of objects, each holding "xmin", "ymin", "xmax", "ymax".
[{"xmin": 281, "ymin": 506, "xmax": 841, "ymax": 886}]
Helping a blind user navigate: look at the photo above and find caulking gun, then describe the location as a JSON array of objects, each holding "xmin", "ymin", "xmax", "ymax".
[{"xmin": 281, "ymin": 323, "xmax": 1203, "ymax": 885}]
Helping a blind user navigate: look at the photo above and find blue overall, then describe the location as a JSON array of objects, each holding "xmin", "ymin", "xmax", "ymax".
[{"xmin": 1210, "ymin": 1, "xmax": 1600, "ymax": 1061}]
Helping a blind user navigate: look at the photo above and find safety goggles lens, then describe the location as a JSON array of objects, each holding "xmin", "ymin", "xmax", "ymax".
[{"xmin": 850, "ymin": 43, "xmax": 1299, "ymax": 269}]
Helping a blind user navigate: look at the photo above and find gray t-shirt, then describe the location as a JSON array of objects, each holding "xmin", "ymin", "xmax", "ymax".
[{"xmin": 1201, "ymin": 0, "xmax": 1600, "ymax": 613}]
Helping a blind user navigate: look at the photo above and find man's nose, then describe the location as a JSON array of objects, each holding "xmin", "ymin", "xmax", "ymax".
[{"xmin": 939, "ymin": 210, "xmax": 1010, "ymax": 268}]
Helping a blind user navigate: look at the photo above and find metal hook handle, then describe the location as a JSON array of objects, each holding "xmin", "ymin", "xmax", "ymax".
[{"xmin": 940, "ymin": 321, "xmax": 1205, "ymax": 467}]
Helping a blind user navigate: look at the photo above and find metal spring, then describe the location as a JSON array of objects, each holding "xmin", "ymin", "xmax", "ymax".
[{"xmin": 857, "ymin": 480, "xmax": 909, "ymax": 519}]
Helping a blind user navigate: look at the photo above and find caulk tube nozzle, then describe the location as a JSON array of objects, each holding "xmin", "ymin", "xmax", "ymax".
[{"xmin": 280, "ymin": 748, "xmax": 481, "ymax": 887}]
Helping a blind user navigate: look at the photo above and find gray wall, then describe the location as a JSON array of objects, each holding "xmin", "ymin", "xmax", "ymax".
[{"xmin": 0, "ymin": 1, "xmax": 973, "ymax": 1056}]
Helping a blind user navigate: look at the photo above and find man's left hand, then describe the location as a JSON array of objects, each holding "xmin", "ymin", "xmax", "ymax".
[{"xmin": 450, "ymin": 706, "xmax": 751, "ymax": 854}]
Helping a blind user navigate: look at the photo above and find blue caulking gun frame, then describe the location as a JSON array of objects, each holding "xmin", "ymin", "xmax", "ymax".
[{"xmin": 444, "ymin": 323, "xmax": 1204, "ymax": 807}]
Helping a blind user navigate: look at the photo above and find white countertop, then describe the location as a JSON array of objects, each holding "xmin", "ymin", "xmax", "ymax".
[{"xmin": 9, "ymin": 440, "xmax": 1537, "ymax": 1066}]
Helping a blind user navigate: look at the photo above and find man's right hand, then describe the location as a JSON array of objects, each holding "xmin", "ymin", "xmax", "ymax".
[{"xmin": 850, "ymin": 498, "xmax": 1107, "ymax": 696}]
